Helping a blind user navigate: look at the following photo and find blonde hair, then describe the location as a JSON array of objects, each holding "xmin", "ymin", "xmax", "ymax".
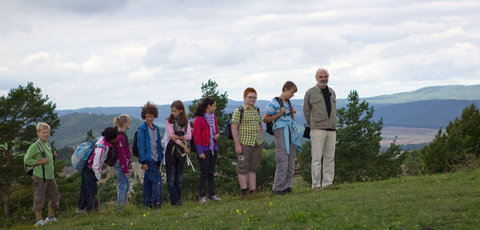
[
  {"xmin": 113, "ymin": 114, "xmax": 131, "ymax": 129},
  {"xmin": 36, "ymin": 123, "xmax": 50, "ymax": 132}
]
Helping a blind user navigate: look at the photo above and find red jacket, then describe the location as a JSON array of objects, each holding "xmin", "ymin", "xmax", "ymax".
[{"xmin": 193, "ymin": 114, "xmax": 219, "ymax": 147}]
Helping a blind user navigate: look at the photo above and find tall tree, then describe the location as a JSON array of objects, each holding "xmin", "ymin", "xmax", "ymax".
[
  {"xmin": 421, "ymin": 103, "xmax": 480, "ymax": 173},
  {"xmin": 0, "ymin": 82, "xmax": 59, "ymax": 218},
  {"xmin": 187, "ymin": 79, "xmax": 229, "ymax": 127},
  {"xmin": 335, "ymin": 90, "xmax": 403, "ymax": 182}
]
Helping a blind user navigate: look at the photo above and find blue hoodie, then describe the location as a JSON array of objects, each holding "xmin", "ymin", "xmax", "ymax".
[{"xmin": 137, "ymin": 122, "xmax": 164, "ymax": 165}]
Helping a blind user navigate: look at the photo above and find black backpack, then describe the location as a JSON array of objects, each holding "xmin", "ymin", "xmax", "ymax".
[
  {"xmin": 225, "ymin": 106, "xmax": 260, "ymax": 139},
  {"xmin": 132, "ymin": 130, "xmax": 139, "ymax": 158},
  {"xmin": 104, "ymin": 145, "xmax": 118, "ymax": 167},
  {"xmin": 266, "ymin": 97, "xmax": 292, "ymax": 135}
]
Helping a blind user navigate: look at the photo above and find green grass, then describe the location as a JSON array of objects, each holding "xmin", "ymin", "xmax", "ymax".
[{"xmin": 13, "ymin": 170, "xmax": 480, "ymax": 230}]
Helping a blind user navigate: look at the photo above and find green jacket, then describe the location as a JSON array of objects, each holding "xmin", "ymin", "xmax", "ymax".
[
  {"xmin": 24, "ymin": 140, "xmax": 55, "ymax": 179},
  {"xmin": 303, "ymin": 85, "xmax": 338, "ymax": 130}
]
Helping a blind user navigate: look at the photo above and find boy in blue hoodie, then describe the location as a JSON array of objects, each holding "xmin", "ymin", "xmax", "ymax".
[{"xmin": 137, "ymin": 102, "xmax": 164, "ymax": 208}]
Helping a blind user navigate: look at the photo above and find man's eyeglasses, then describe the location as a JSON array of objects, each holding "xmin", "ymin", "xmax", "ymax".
[{"xmin": 247, "ymin": 96, "xmax": 257, "ymax": 99}]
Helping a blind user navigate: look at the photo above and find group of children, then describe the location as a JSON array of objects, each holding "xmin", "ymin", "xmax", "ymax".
[{"xmin": 24, "ymin": 81, "xmax": 301, "ymax": 226}]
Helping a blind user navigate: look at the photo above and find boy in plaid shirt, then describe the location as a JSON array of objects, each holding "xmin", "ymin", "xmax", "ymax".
[{"xmin": 231, "ymin": 87, "xmax": 264, "ymax": 199}]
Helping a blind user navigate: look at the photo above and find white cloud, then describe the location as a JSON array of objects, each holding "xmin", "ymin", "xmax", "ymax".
[{"xmin": 0, "ymin": 0, "xmax": 479, "ymax": 108}]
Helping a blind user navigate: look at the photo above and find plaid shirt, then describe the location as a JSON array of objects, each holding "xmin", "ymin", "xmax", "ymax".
[{"xmin": 232, "ymin": 104, "xmax": 264, "ymax": 146}]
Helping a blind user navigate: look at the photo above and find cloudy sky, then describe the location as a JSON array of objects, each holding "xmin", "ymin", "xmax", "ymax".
[{"xmin": 1, "ymin": 0, "xmax": 479, "ymax": 109}]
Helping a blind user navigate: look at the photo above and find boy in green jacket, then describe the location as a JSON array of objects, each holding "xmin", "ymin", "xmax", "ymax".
[{"xmin": 24, "ymin": 123, "xmax": 60, "ymax": 226}]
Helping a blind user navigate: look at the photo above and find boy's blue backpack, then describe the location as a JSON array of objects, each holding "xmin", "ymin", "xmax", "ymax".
[
  {"xmin": 225, "ymin": 106, "xmax": 244, "ymax": 139},
  {"xmin": 71, "ymin": 137, "xmax": 104, "ymax": 170}
]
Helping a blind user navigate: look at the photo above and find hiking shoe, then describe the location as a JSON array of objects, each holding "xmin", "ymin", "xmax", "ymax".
[
  {"xmin": 35, "ymin": 219, "xmax": 46, "ymax": 226},
  {"xmin": 272, "ymin": 190, "xmax": 285, "ymax": 196},
  {"xmin": 152, "ymin": 203, "xmax": 161, "ymax": 209},
  {"xmin": 75, "ymin": 208, "xmax": 86, "ymax": 214},
  {"xmin": 200, "ymin": 197, "xmax": 207, "ymax": 203},
  {"xmin": 284, "ymin": 188, "xmax": 292, "ymax": 193},
  {"xmin": 241, "ymin": 192, "xmax": 248, "ymax": 200},
  {"xmin": 45, "ymin": 216, "xmax": 57, "ymax": 224},
  {"xmin": 323, "ymin": 184, "xmax": 336, "ymax": 190},
  {"xmin": 209, "ymin": 195, "xmax": 221, "ymax": 201},
  {"xmin": 312, "ymin": 186, "xmax": 322, "ymax": 191}
]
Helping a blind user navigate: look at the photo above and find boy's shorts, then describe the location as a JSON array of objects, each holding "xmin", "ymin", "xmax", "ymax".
[{"xmin": 32, "ymin": 175, "xmax": 61, "ymax": 211}]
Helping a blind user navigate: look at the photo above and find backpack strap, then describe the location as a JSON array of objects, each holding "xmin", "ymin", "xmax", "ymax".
[
  {"xmin": 238, "ymin": 106, "xmax": 245, "ymax": 123},
  {"xmin": 286, "ymin": 99, "xmax": 294, "ymax": 120},
  {"xmin": 273, "ymin": 97, "xmax": 286, "ymax": 123},
  {"xmin": 34, "ymin": 142, "xmax": 47, "ymax": 183}
]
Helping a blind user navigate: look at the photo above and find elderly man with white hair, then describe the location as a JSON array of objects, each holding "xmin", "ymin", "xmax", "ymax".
[{"xmin": 303, "ymin": 68, "xmax": 337, "ymax": 191}]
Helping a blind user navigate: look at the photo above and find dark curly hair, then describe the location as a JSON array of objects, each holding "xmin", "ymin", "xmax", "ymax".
[
  {"xmin": 194, "ymin": 97, "xmax": 215, "ymax": 117},
  {"xmin": 141, "ymin": 101, "xmax": 159, "ymax": 119}
]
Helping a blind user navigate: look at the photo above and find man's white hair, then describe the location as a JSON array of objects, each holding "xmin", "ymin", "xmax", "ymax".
[{"xmin": 315, "ymin": 68, "xmax": 329, "ymax": 78}]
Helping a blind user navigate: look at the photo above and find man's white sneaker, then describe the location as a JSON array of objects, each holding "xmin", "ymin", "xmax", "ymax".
[
  {"xmin": 45, "ymin": 216, "xmax": 57, "ymax": 224},
  {"xmin": 35, "ymin": 219, "xmax": 46, "ymax": 226},
  {"xmin": 199, "ymin": 197, "xmax": 207, "ymax": 203}
]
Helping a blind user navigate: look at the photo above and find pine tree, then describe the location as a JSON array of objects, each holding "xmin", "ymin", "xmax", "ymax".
[
  {"xmin": 0, "ymin": 82, "xmax": 59, "ymax": 218},
  {"xmin": 335, "ymin": 90, "xmax": 405, "ymax": 182},
  {"xmin": 421, "ymin": 103, "xmax": 480, "ymax": 173}
]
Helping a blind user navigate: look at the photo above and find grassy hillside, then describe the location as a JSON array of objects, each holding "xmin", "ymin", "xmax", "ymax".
[{"xmin": 12, "ymin": 170, "xmax": 480, "ymax": 229}]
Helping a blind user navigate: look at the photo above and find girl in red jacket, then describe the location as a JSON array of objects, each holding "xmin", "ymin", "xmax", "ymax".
[{"xmin": 193, "ymin": 97, "xmax": 221, "ymax": 203}]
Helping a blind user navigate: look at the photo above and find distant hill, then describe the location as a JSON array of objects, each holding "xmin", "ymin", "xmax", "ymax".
[
  {"xmin": 363, "ymin": 85, "xmax": 480, "ymax": 104},
  {"xmin": 55, "ymin": 85, "xmax": 480, "ymax": 131},
  {"xmin": 51, "ymin": 113, "xmax": 149, "ymax": 148},
  {"xmin": 373, "ymin": 99, "xmax": 480, "ymax": 128}
]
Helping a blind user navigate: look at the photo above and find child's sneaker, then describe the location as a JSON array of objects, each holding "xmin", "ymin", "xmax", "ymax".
[
  {"xmin": 199, "ymin": 197, "xmax": 207, "ymax": 203},
  {"xmin": 35, "ymin": 219, "xmax": 46, "ymax": 226},
  {"xmin": 45, "ymin": 216, "xmax": 57, "ymax": 224},
  {"xmin": 209, "ymin": 195, "xmax": 221, "ymax": 201}
]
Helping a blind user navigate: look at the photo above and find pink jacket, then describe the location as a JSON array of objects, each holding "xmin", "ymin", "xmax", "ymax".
[
  {"xmin": 115, "ymin": 131, "xmax": 131, "ymax": 174},
  {"xmin": 165, "ymin": 119, "xmax": 192, "ymax": 145}
]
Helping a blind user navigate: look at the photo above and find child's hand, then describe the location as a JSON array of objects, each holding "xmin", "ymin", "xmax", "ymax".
[
  {"xmin": 38, "ymin": 158, "xmax": 49, "ymax": 165},
  {"xmin": 199, "ymin": 153, "xmax": 206, "ymax": 159},
  {"xmin": 142, "ymin": 164, "xmax": 148, "ymax": 171},
  {"xmin": 235, "ymin": 144, "xmax": 242, "ymax": 155},
  {"xmin": 183, "ymin": 146, "xmax": 191, "ymax": 153}
]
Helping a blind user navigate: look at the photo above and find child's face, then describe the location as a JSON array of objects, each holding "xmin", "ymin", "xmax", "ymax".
[
  {"xmin": 284, "ymin": 89, "xmax": 296, "ymax": 100},
  {"xmin": 171, "ymin": 107, "xmax": 182, "ymax": 118},
  {"xmin": 109, "ymin": 137, "xmax": 118, "ymax": 144},
  {"xmin": 244, "ymin": 92, "xmax": 257, "ymax": 106},
  {"xmin": 145, "ymin": 113, "xmax": 155, "ymax": 125},
  {"xmin": 37, "ymin": 129, "xmax": 50, "ymax": 142},
  {"xmin": 206, "ymin": 102, "xmax": 217, "ymax": 114}
]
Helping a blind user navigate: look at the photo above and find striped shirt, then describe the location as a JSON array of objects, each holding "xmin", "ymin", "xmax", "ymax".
[
  {"xmin": 231, "ymin": 104, "xmax": 264, "ymax": 146},
  {"xmin": 265, "ymin": 98, "xmax": 294, "ymax": 124}
]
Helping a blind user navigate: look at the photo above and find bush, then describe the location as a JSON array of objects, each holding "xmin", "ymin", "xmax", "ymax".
[
  {"xmin": 421, "ymin": 104, "xmax": 480, "ymax": 173},
  {"xmin": 404, "ymin": 150, "xmax": 422, "ymax": 175},
  {"xmin": 298, "ymin": 142, "xmax": 312, "ymax": 185}
]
